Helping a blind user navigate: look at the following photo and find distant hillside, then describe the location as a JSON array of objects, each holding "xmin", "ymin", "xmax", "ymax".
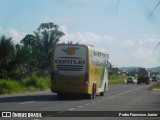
[
  {"xmin": 118, "ymin": 67, "xmax": 138, "ymax": 72},
  {"xmin": 119, "ymin": 66, "xmax": 160, "ymax": 73},
  {"xmin": 147, "ymin": 66, "xmax": 160, "ymax": 73}
]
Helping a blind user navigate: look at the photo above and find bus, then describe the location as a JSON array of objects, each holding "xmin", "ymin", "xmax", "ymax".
[{"xmin": 50, "ymin": 44, "xmax": 109, "ymax": 99}]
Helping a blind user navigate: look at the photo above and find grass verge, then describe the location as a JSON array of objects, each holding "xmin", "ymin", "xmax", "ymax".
[
  {"xmin": 0, "ymin": 74, "xmax": 50, "ymax": 95},
  {"xmin": 109, "ymin": 74, "xmax": 127, "ymax": 85},
  {"xmin": 149, "ymin": 82, "xmax": 160, "ymax": 90}
]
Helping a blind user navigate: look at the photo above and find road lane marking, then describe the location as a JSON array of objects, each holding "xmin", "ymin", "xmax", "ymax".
[
  {"xmin": 68, "ymin": 108, "xmax": 75, "ymax": 111},
  {"xmin": 67, "ymin": 86, "xmax": 146, "ymax": 111},
  {"xmin": 85, "ymin": 103, "xmax": 90, "ymax": 106},
  {"xmin": 107, "ymin": 86, "xmax": 146, "ymax": 98},
  {"xmin": 77, "ymin": 105, "xmax": 83, "ymax": 108},
  {"xmin": 20, "ymin": 101, "xmax": 35, "ymax": 104},
  {"xmin": 97, "ymin": 100, "xmax": 101, "ymax": 102}
]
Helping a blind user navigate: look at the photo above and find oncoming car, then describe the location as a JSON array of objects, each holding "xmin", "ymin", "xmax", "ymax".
[
  {"xmin": 127, "ymin": 77, "xmax": 134, "ymax": 84},
  {"xmin": 152, "ymin": 77, "xmax": 158, "ymax": 82}
]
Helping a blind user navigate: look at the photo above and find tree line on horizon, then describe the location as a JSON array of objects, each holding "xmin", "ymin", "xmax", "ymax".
[{"xmin": 0, "ymin": 22, "xmax": 65, "ymax": 79}]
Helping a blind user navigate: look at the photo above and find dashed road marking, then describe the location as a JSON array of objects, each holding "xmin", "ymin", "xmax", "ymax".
[
  {"xmin": 68, "ymin": 108, "xmax": 75, "ymax": 111},
  {"xmin": 85, "ymin": 103, "xmax": 90, "ymax": 106},
  {"xmin": 20, "ymin": 101, "xmax": 35, "ymax": 104},
  {"xmin": 67, "ymin": 86, "xmax": 146, "ymax": 111},
  {"xmin": 77, "ymin": 105, "xmax": 83, "ymax": 108}
]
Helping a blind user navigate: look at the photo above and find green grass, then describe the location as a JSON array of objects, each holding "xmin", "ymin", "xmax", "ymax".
[
  {"xmin": 0, "ymin": 74, "xmax": 50, "ymax": 95},
  {"xmin": 0, "ymin": 73, "xmax": 128, "ymax": 94},
  {"xmin": 109, "ymin": 74, "xmax": 127, "ymax": 85},
  {"xmin": 0, "ymin": 79, "xmax": 24, "ymax": 94},
  {"xmin": 149, "ymin": 82, "xmax": 160, "ymax": 90}
]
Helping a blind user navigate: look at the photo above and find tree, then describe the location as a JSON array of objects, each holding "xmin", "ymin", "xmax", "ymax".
[
  {"xmin": 21, "ymin": 22, "xmax": 65, "ymax": 70},
  {"xmin": 36, "ymin": 22, "xmax": 65, "ymax": 56},
  {"xmin": 0, "ymin": 35, "xmax": 15, "ymax": 78},
  {"xmin": 0, "ymin": 35, "xmax": 15, "ymax": 68}
]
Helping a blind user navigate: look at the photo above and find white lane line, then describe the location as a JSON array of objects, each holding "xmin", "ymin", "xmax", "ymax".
[
  {"xmin": 20, "ymin": 101, "xmax": 35, "ymax": 104},
  {"xmin": 77, "ymin": 105, "xmax": 83, "ymax": 108},
  {"xmin": 85, "ymin": 103, "xmax": 90, "ymax": 106},
  {"xmin": 97, "ymin": 100, "xmax": 101, "ymax": 102},
  {"xmin": 68, "ymin": 108, "xmax": 75, "ymax": 111},
  {"xmin": 106, "ymin": 86, "xmax": 146, "ymax": 99},
  {"xmin": 65, "ymin": 86, "xmax": 146, "ymax": 112}
]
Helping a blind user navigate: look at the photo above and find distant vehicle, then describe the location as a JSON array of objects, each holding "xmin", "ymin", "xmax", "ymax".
[
  {"xmin": 50, "ymin": 44, "xmax": 109, "ymax": 99},
  {"xmin": 152, "ymin": 76, "xmax": 158, "ymax": 82},
  {"xmin": 137, "ymin": 68, "xmax": 150, "ymax": 84},
  {"xmin": 127, "ymin": 77, "xmax": 134, "ymax": 84}
]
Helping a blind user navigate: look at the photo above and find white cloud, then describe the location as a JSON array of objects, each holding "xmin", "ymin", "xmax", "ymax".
[
  {"xmin": 122, "ymin": 40, "xmax": 134, "ymax": 47},
  {"xmin": 0, "ymin": 27, "xmax": 25, "ymax": 44},
  {"xmin": 60, "ymin": 31, "xmax": 113, "ymax": 45},
  {"xmin": 115, "ymin": 34, "xmax": 160, "ymax": 67},
  {"xmin": 129, "ymin": 47, "xmax": 159, "ymax": 67},
  {"xmin": 137, "ymin": 35, "xmax": 160, "ymax": 46},
  {"xmin": 59, "ymin": 26, "xmax": 68, "ymax": 34},
  {"xmin": 8, "ymin": 29, "xmax": 26, "ymax": 44},
  {"xmin": 0, "ymin": 26, "xmax": 3, "ymax": 33}
]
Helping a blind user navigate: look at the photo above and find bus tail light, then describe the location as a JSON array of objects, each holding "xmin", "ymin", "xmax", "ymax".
[{"xmin": 82, "ymin": 73, "xmax": 88, "ymax": 86}]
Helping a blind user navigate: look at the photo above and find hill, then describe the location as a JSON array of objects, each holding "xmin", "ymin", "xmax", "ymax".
[
  {"xmin": 147, "ymin": 66, "xmax": 160, "ymax": 73},
  {"xmin": 119, "ymin": 66, "xmax": 160, "ymax": 73}
]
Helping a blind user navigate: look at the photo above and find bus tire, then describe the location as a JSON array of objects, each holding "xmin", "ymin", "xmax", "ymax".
[
  {"xmin": 57, "ymin": 93, "xmax": 65, "ymax": 99},
  {"xmin": 100, "ymin": 83, "xmax": 106, "ymax": 96},
  {"xmin": 88, "ymin": 84, "xmax": 96, "ymax": 99}
]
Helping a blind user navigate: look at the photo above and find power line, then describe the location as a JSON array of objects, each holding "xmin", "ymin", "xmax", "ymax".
[
  {"xmin": 147, "ymin": 0, "xmax": 160, "ymax": 20},
  {"xmin": 153, "ymin": 42, "xmax": 160, "ymax": 53}
]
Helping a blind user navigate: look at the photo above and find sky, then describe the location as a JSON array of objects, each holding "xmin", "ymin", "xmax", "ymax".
[{"xmin": 0, "ymin": 0, "xmax": 160, "ymax": 68}]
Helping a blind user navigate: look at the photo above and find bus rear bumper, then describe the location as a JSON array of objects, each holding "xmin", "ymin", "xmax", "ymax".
[{"xmin": 51, "ymin": 85, "xmax": 90, "ymax": 94}]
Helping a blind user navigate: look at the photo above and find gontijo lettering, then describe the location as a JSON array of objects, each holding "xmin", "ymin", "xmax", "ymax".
[{"xmin": 55, "ymin": 59, "xmax": 85, "ymax": 65}]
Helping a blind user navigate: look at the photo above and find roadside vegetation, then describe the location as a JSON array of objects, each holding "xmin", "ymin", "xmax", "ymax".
[
  {"xmin": 108, "ymin": 70, "xmax": 128, "ymax": 85},
  {"xmin": 149, "ymin": 82, "xmax": 160, "ymax": 90},
  {"xmin": 0, "ymin": 74, "xmax": 50, "ymax": 94},
  {"xmin": 0, "ymin": 22, "xmax": 63, "ymax": 95}
]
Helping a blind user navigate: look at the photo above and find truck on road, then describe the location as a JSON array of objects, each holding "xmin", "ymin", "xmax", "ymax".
[{"xmin": 137, "ymin": 68, "xmax": 150, "ymax": 84}]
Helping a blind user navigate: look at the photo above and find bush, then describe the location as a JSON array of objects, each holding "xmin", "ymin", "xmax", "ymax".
[
  {"xmin": 149, "ymin": 82, "xmax": 160, "ymax": 90},
  {"xmin": 0, "ymin": 69, "xmax": 8, "ymax": 79},
  {"xmin": 22, "ymin": 74, "xmax": 50, "ymax": 90},
  {"xmin": 0, "ymin": 79, "xmax": 23, "ymax": 94},
  {"xmin": 109, "ymin": 74, "xmax": 127, "ymax": 84}
]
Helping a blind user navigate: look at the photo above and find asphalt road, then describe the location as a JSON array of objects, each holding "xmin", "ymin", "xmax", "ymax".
[{"xmin": 0, "ymin": 82, "xmax": 160, "ymax": 120}]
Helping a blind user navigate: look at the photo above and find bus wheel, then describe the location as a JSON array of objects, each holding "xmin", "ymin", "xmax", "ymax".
[
  {"xmin": 57, "ymin": 93, "xmax": 64, "ymax": 99},
  {"xmin": 88, "ymin": 84, "xmax": 96, "ymax": 99},
  {"xmin": 100, "ymin": 84, "xmax": 106, "ymax": 96}
]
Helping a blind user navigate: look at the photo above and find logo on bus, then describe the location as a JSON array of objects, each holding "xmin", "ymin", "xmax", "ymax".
[{"xmin": 62, "ymin": 47, "xmax": 79, "ymax": 55}]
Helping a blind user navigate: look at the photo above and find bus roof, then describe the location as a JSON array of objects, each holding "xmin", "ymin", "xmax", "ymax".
[{"xmin": 56, "ymin": 44, "xmax": 106, "ymax": 53}]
